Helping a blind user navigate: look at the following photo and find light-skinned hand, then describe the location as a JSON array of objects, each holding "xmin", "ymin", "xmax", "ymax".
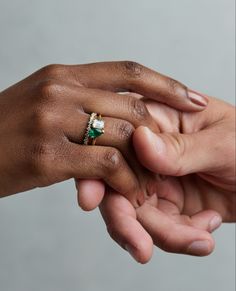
[{"xmin": 78, "ymin": 95, "xmax": 235, "ymax": 263}]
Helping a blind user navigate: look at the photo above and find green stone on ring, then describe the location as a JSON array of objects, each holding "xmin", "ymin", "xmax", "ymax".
[{"xmin": 88, "ymin": 128, "xmax": 103, "ymax": 138}]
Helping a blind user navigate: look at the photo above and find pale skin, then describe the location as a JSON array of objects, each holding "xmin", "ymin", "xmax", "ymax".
[
  {"xmin": 78, "ymin": 95, "xmax": 235, "ymax": 263},
  {"xmin": 1, "ymin": 61, "xmax": 234, "ymax": 264}
]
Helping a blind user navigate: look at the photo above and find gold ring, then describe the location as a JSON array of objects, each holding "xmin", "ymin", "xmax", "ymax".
[{"xmin": 83, "ymin": 113, "xmax": 105, "ymax": 145}]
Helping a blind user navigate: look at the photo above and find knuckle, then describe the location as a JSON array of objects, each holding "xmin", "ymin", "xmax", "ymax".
[
  {"xmin": 128, "ymin": 97, "xmax": 150, "ymax": 122},
  {"xmin": 115, "ymin": 120, "xmax": 134, "ymax": 141},
  {"xmin": 40, "ymin": 64, "xmax": 63, "ymax": 78},
  {"xmin": 168, "ymin": 133, "xmax": 187, "ymax": 176},
  {"xmin": 166, "ymin": 78, "xmax": 185, "ymax": 97},
  {"xmin": 121, "ymin": 61, "xmax": 144, "ymax": 79},
  {"xmin": 102, "ymin": 148, "xmax": 123, "ymax": 173},
  {"xmin": 37, "ymin": 79, "xmax": 60, "ymax": 103},
  {"xmin": 31, "ymin": 108, "xmax": 56, "ymax": 134}
]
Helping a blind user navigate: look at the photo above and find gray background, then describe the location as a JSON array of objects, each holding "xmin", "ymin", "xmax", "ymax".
[{"xmin": 0, "ymin": 0, "xmax": 235, "ymax": 290}]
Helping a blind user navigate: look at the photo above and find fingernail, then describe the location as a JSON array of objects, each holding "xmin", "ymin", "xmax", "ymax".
[
  {"xmin": 144, "ymin": 127, "xmax": 166, "ymax": 154},
  {"xmin": 125, "ymin": 244, "xmax": 139, "ymax": 262},
  {"xmin": 187, "ymin": 240, "xmax": 211, "ymax": 256},
  {"xmin": 209, "ymin": 215, "xmax": 222, "ymax": 232},
  {"xmin": 187, "ymin": 89, "xmax": 208, "ymax": 107}
]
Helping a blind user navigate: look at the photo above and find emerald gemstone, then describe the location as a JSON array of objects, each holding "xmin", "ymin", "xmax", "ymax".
[{"xmin": 88, "ymin": 128, "xmax": 103, "ymax": 138}]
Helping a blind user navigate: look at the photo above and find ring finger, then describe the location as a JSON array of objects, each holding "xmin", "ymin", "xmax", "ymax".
[{"xmin": 64, "ymin": 111, "xmax": 154, "ymax": 196}]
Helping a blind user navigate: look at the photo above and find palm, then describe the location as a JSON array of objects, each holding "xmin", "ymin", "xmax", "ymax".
[{"xmin": 100, "ymin": 97, "xmax": 235, "ymax": 262}]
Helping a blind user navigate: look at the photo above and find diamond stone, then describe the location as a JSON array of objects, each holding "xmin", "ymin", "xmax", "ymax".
[{"xmin": 92, "ymin": 119, "xmax": 104, "ymax": 130}]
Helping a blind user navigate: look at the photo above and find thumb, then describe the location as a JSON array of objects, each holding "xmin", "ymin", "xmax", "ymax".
[{"xmin": 133, "ymin": 126, "xmax": 220, "ymax": 176}]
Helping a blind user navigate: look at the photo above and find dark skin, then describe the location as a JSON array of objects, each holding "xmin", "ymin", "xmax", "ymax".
[{"xmin": 0, "ymin": 61, "xmax": 206, "ymax": 206}]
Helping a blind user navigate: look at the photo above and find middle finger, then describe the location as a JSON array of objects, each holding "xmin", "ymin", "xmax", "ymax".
[{"xmin": 68, "ymin": 85, "xmax": 159, "ymax": 132}]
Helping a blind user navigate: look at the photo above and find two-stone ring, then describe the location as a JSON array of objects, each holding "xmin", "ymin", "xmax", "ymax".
[{"xmin": 83, "ymin": 112, "xmax": 105, "ymax": 145}]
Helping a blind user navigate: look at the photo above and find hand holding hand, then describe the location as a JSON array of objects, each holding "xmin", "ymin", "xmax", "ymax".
[{"xmin": 79, "ymin": 95, "xmax": 235, "ymax": 263}]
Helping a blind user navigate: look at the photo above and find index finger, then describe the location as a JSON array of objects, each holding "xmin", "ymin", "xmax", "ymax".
[
  {"xmin": 71, "ymin": 61, "xmax": 208, "ymax": 111},
  {"xmin": 100, "ymin": 191, "xmax": 154, "ymax": 264}
]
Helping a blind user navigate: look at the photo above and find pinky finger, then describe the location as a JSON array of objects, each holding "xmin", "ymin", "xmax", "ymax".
[
  {"xmin": 137, "ymin": 203, "xmax": 215, "ymax": 256},
  {"xmin": 190, "ymin": 210, "xmax": 222, "ymax": 233}
]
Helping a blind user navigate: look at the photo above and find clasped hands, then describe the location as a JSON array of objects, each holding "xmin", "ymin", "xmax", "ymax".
[{"xmin": 0, "ymin": 61, "xmax": 235, "ymax": 263}]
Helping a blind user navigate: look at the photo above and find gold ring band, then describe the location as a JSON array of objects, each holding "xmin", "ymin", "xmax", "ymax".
[{"xmin": 83, "ymin": 113, "xmax": 105, "ymax": 145}]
